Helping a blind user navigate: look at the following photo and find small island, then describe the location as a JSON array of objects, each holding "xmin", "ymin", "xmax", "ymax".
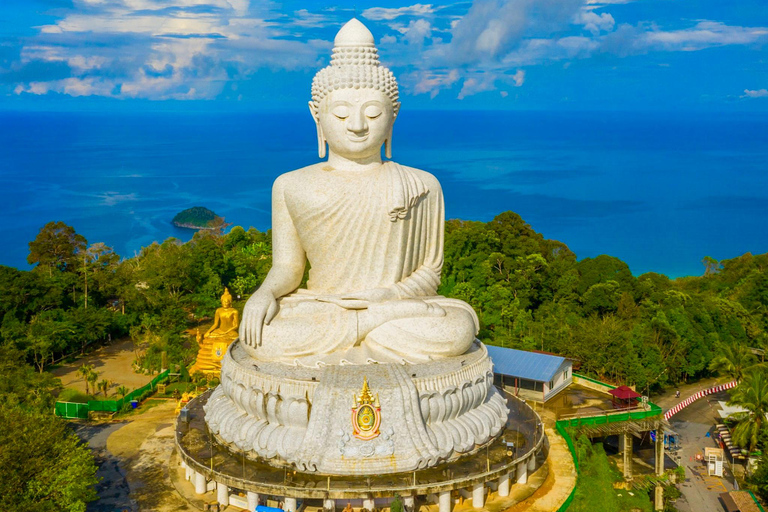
[{"xmin": 172, "ymin": 206, "xmax": 225, "ymax": 230}]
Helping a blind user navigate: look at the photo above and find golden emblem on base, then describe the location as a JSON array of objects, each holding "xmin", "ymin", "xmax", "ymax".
[{"xmin": 352, "ymin": 377, "xmax": 381, "ymax": 441}]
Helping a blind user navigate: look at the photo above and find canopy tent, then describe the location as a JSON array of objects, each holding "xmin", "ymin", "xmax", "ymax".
[{"xmin": 609, "ymin": 385, "xmax": 642, "ymax": 409}]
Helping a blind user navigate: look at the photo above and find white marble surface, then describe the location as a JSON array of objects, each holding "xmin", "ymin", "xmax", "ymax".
[
  {"xmin": 237, "ymin": 19, "xmax": 477, "ymax": 365},
  {"xmin": 204, "ymin": 19, "xmax": 510, "ymax": 475}
]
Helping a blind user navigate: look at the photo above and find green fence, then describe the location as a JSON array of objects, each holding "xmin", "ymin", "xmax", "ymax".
[
  {"xmin": 54, "ymin": 369, "xmax": 170, "ymax": 418},
  {"xmin": 54, "ymin": 401, "xmax": 89, "ymax": 419},
  {"xmin": 556, "ymin": 420, "xmax": 579, "ymax": 512}
]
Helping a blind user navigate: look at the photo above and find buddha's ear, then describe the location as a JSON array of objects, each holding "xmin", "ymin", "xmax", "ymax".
[
  {"xmin": 309, "ymin": 101, "xmax": 326, "ymax": 159},
  {"xmin": 308, "ymin": 100, "xmax": 319, "ymax": 122},
  {"xmin": 385, "ymin": 109, "xmax": 396, "ymax": 159}
]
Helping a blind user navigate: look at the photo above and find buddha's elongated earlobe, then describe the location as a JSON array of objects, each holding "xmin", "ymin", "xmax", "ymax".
[
  {"xmin": 309, "ymin": 101, "xmax": 326, "ymax": 159},
  {"xmin": 384, "ymin": 125, "xmax": 393, "ymax": 159},
  {"xmin": 317, "ymin": 124, "xmax": 327, "ymax": 159}
]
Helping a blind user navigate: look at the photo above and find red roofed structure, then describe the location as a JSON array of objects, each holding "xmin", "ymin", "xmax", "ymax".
[{"xmin": 609, "ymin": 385, "xmax": 642, "ymax": 409}]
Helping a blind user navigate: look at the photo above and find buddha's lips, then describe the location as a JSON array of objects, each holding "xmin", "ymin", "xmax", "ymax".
[{"xmin": 346, "ymin": 134, "xmax": 369, "ymax": 142}]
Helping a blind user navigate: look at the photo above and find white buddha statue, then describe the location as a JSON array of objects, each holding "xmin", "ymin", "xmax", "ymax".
[{"xmin": 239, "ymin": 19, "xmax": 478, "ymax": 365}]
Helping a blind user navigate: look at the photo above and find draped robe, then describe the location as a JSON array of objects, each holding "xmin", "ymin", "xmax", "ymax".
[{"xmin": 249, "ymin": 161, "xmax": 478, "ymax": 365}]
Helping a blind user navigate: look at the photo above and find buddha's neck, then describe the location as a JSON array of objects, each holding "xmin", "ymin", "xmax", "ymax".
[{"xmin": 327, "ymin": 152, "xmax": 383, "ymax": 172}]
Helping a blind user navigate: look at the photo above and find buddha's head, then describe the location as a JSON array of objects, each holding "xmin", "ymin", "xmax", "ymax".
[
  {"xmin": 310, "ymin": 19, "xmax": 400, "ymax": 161},
  {"xmin": 221, "ymin": 287, "xmax": 233, "ymax": 308}
]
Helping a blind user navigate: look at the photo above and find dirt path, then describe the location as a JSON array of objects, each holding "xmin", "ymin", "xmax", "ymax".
[
  {"xmin": 104, "ymin": 401, "xmax": 197, "ymax": 512},
  {"xmin": 51, "ymin": 337, "xmax": 153, "ymax": 396}
]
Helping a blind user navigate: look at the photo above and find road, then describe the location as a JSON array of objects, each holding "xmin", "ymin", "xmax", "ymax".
[{"xmin": 668, "ymin": 390, "xmax": 734, "ymax": 512}]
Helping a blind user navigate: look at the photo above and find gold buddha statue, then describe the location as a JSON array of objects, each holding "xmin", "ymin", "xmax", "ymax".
[{"xmin": 190, "ymin": 288, "xmax": 239, "ymax": 375}]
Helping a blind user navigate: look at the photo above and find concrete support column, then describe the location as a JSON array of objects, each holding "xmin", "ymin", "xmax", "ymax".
[
  {"xmin": 402, "ymin": 495, "xmax": 415, "ymax": 510},
  {"xmin": 247, "ymin": 492, "xmax": 259, "ymax": 510},
  {"xmin": 193, "ymin": 471, "xmax": 206, "ymax": 495},
  {"xmin": 285, "ymin": 497, "xmax": 298, "ymax": 512},
  {"xmin": 654, "ymin": 484, "xmax": 664, "ymax": 511},
  {"xmin": 622, "ymin": 432, "xmax": 633, "ymax": 480},
  {"xmin": 527, "ymin": 456, "xmax": 536, "ymax": 472},
  {"xmin": 655, "ymin": 429, "xmax": 665, "ymax": 476},
  {"xmin": 438, "ymin": 491, "xmax": 452, "ymax": 512},
  {"xmin": 216, "ymin": 482, "xmax": 229, "ymax": 506},
  {"xmin": 363, "ymin": 498, "xmax": 375, "ymax": 510},
  {"xmin": 498, "ymin": 472, "xmax": 510, "ymax": 497},
  {"xmin": 472, "ymin": 483, "xmax": 485, "ymax": 508},
  {"xmin": 516, "ymin": 460, "xmax": 528, "ymax": 484},
  {"xmin": 185, "ymin": 465, "xmax": 192, "ymax": 481},
  {"xmin": 323, "ymin": 498, "xmax": 335, "ymax": 510}
]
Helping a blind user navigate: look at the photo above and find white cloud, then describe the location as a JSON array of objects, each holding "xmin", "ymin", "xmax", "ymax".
[
  {"xmin": 511, "ymin": 69, "xmax": 525, "ymax": 86},
  {"xmin": 743, "ymin": 89, "xmax": 768, "ymax": 98},
  {"xmin": 644, "ymin": 21, "xmax": 768, "ymax": 51},
  {"xmin": 403, "ymin": 19, "xmax": 433, "ymax": 45},
  {"xmin": 362, "ymin": 4, "xmax": 435, "ymax": 21},
  {"xmin": 14, "ymin": 0, "xmax": 326, "ymax": 100},
  {"xmin": 411, "ymin": 68, "xmax": 460, "ymax": 98},
  {"xmin": 576, "ymin": 9, "xmax": 615, "ymax": 35},
  {"xmin": 457, "ymin": 72, "xmax": 498, "ymax": 99}
]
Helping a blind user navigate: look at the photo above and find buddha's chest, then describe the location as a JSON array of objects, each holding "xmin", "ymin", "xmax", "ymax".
[{"xmin": 286, "ymin": 172, "xmax": 389, "ymax": 221}]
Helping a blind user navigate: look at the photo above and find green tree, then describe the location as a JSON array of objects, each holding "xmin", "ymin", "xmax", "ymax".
[
  {"xmin": 86, "ymin": 370, "xmax": 99, "ymax": 398},
  {"xmin": 0, "ymin": 405, "xmax": 98, "ymax": 512},
  {"xmin": 116, "ymin": 385, "xmax": 129, "ymax": 398},
  {"xmin": 729, "ymin": 370, "xmax": 768, "ymax": 454},
  {"xmin": 27, "ymin": 222, "xmax": 87, "ymax": 277},
  {"xmin": 702, "ymin": 255, "xmax": 721, "ymax": 276},
  {"xmin": 77, "ymin": 364, "xmax": 94, "ymax": 395},
  {"xmin": 709, "ymin": 344, "xmax": 759, "ymax": 382},
  {"xmin": 97, "ymin": 379, "xmax": 109, "ymax": 397}
]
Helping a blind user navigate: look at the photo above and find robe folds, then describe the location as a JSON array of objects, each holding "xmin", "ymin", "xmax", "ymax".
[{"xmin": 251, "ymin": 161, "xmax": 478, "ymax": 364}]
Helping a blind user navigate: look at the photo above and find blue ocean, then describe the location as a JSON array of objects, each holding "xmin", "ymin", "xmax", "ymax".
[{"xmin": 1, "ymin": 110, "xmax": 767, "ymax": 278}]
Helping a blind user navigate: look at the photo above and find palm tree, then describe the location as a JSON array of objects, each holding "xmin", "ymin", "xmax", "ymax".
[
  {"xmin": 86, "ymin": 370, "xmax": 99, "ymax": 398},
  {"xmin": 729, "ymin": 370, "xmax": 768, "ymax": 454},
  {"xmin": 97, "ymin": 379, "xmax": 109, "ymax": 397},
  {"xmin": 78, "ymin": 364, "xmax": 94, "ymax": 395},
  {"xmin": 709, "ymin": 344, "xmax": 761, "ymax": 382},
  {"xmin": 116, "ymin": 385, "xmax": 129, "ymax": 398}
]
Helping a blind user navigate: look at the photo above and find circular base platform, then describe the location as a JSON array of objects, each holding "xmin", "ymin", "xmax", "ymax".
[
  {"xmin": 205, "ymin": 341, "xmax": 512, "ymax": 475},
  {"xmin": 176, "ymin": 388, "xmax": 545, "ymax": 501}
]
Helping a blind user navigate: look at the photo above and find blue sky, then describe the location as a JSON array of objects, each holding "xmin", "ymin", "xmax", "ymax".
[{"xmin": 0, "ymin": 0, "xmax": 766, "ymax": 111}]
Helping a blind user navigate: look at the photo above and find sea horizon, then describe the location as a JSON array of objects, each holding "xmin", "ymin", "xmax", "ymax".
[{"xmin": 2, "ymin": 109, "xmax": 767, "ymax": 279}]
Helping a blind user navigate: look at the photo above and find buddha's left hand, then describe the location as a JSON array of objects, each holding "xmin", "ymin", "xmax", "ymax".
[
  {"xmin": 341, "ymin": 287, "xmax": 399, "ymax": 303},
  {"xmin": 317, "ymin": 287, "xmax": 399, "ymax": 309}
]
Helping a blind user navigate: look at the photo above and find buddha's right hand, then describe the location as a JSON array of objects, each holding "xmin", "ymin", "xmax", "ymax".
[{"xmin": 240, "ymin": 289, "xmax": 278, "ymax": 347}]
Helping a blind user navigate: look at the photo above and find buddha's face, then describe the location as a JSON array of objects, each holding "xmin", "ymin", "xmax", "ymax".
[
  {"xmin": 317, "ymin": 88, "xmax": 394, "ymax": 160},
  {"xmin": 222, "ymin": 297, "xmax": 232, "ymax": 308}
]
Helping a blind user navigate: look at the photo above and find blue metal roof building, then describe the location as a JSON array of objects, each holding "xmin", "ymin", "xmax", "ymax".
[{"xmin": 486, "ymin": 345, "xmax": 573, "ymax": 402}]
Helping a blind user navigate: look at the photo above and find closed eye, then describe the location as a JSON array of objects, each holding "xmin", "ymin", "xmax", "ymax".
[
  {"xmin": 365, "ymin": 105, "xmax": 382, "ymax": 119},
  {"xmin": 332, "ymin": 106, "xmax": 350, "ymax": 119}
]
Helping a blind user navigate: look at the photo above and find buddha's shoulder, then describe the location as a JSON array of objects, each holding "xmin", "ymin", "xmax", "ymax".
[
  {"xmin": 273, "ymin": 163, "xmax": 328, "ymax": 189},
  {"xmin": 395, "ymin": 163, "xmax": 442, "ymax": 192}
]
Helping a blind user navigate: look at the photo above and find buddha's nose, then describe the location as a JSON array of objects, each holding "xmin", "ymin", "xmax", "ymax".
[{"xmin": 347, "ymin": 110, "xmax": 368, "ymax": 135}]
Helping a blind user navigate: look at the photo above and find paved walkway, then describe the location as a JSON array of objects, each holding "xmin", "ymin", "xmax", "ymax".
[{"xmin": 504, "ymin": 428, "xmax": 576, "ymax": 512}]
